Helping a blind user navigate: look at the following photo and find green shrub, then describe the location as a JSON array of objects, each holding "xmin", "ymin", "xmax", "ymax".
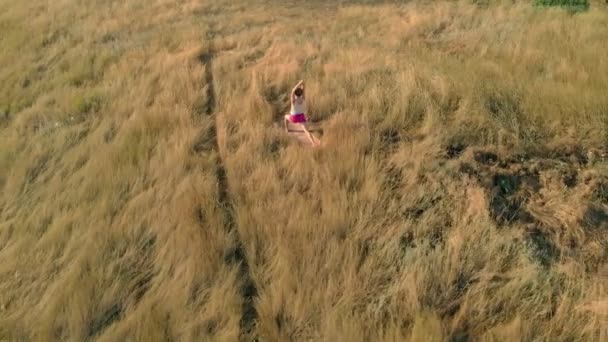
[
  {"xmin": 1, "ymin": 105, "xmax": 9, "ymax": 118},
  {"xmin": 535, "ymin": 0, "xmax": 590, "ymax": 12}
]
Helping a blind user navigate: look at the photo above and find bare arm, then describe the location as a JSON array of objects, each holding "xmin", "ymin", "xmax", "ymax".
[{"xmin": 294, "ymin": 79, "xmax": 304, "ymax": 90}]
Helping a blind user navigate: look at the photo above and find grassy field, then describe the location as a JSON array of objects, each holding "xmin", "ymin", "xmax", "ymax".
[{"xmin": 1, "ymin": 0, "xmax": 607, "ymax": 340}]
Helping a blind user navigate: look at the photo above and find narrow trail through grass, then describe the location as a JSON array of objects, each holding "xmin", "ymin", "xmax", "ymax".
[{"xmin": 199, "ymin": 47, "xmax": 260, "ymax": 340}]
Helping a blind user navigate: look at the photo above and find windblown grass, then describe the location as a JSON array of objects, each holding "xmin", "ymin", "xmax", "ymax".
[{"xmin": 1, "ymin": 0, "xmax": 607, "ymax": 341}]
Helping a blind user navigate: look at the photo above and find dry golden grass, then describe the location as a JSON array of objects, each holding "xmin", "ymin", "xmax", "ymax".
[{"xmin": 1, "ymin": 0, "xmax": 607, "ymax": 341}]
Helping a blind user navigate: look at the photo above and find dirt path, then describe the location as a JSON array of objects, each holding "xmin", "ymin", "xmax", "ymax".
[{"xmin": 198, "ymin": 49, "xmax": 259, "ymax": 341}]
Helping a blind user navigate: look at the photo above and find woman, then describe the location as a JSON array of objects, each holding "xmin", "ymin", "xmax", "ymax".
[{"xmin": 284, "ymin": 80, "xmax": 319, "ymax": 146}]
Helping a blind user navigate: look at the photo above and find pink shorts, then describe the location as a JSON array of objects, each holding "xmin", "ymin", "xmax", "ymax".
[{"xmin": 288, "ymin": 113, "xmax": 307, "ymax": 123}]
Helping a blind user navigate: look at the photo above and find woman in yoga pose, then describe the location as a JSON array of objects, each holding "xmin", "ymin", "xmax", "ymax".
[{"xmin": 283, "ymin": 80, "xmax": 319, "ymax": 146}]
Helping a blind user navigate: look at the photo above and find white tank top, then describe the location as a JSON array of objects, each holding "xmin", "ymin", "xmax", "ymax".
[{"xmin": 291, "ymin": 99, "xmax": 306, "ymax": 114}]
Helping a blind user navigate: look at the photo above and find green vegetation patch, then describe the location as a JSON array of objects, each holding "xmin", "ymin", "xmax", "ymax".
[{"xmin": 534, "ymin": 0, "xmax": 590, "ymax": 12}]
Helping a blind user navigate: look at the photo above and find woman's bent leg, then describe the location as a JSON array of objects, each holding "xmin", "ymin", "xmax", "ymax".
[{"xmin": 284, "ymin": 115, "xmax": 290, "ymax": 132}]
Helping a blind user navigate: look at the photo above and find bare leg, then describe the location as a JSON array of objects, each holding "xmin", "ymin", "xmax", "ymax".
[
  {"xmin": 300, "ymin": 124, "xmax": 319, "ymax": 146},
  {"xmin": 310, "ymin": 128, "xmax": 321, "ymax": 146}
]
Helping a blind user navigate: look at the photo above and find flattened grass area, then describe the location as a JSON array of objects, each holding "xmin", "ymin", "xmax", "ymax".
[{"xmin": 1, "ymin": 0, "xmax": 607, "ymax": 340}]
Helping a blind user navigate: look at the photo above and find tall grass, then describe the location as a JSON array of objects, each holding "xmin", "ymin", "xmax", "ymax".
[{"xmin": 1, "ymin": 0, "xmax": 607, "ymax": 340}]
